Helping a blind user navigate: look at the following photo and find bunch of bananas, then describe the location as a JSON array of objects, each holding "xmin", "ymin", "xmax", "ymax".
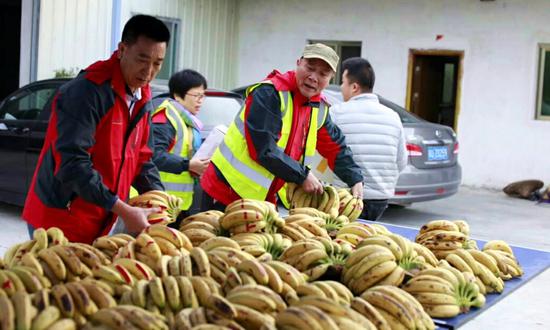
[
  {"xmin": 3, "ymin": 228, "xmax": 68, "ymax": 269},
  {"xmin": 0, "ymin": 291, "xmax": 78, "ymax": 330},
  {"xmin": 179, "ymin": 211, "xmax": 226, "ymax": 246},
  {"xmin": 336, "ymin": 188, "xmax": 364, "ymax": 221},
  {"xmin": 0, "ymin": 266, "xmax": 51, "ymax": 295},
  {"xmin": 143, "ymin": 224, "xmax": 193, "ymax": 256},
  {"xmin": 482, "ymin": 240, "xmax": 523, "ymax": 279},
  {"xmin": 84, "ymin": 305, "xmax": 168, "ymax": 330},
  {"xmin": 288, "ymin": 207, "xmax": 350, "ymax": 234},
  {"xmin": 287, "ymin": 184, "xmax": 340, "ymax": 218},
  {"xmin": 403, "ymin": 265, "xmax": 485, "ymax": 318},
  {"xmin": 342, "ymin": 244, "xmax": 402, "ymax": 294},
  {"xmin": 121, "ymin": 275, "xmax": 221, "ymax": 327},
  {"xmin": 128, "ymin": 190, "xmax": 183, "ymax": 225},
  {"xmin": 279, "ymin": 295, "xmax": 376, "ymax": 329},
  {"xmin": 415, "ymin": 220, "xmax": 470, "ymax": 259},
  {"xmin": 335, "ymin": 222, "xmax": 377, "ymax": 246},
  {"xmin": 279, "ymin": 237, "xmax": 350, "ymax": 281},
  {"xmin": 173, "ymin": 297, "xmax": 244, "ymax": 330},
  {"xmin": 226, "ymin": 284, "xmax": 286, "ymax": 318},
  {"xmin": 360, "ymin": 285, "xmax": 435, "ymax": 329},
  {"xmin": 231, "ymin": 233, "xmax": 291, "ymax": 260},
  {"xmin": 220, "ymin": 199, "xmax": 284, "ymax": 235},
  {"xmin": 293, "ymin": 280, "xmax": 354, "ymax": 305},
  {"xmin": 444, "ymin": 248, "xmax": 504, "ymax": 294},
  {"xmin": 93, "ymin": 234, "xmax": 135, "ymax": 260},
  {"xmin": 280, "ymin": 214, "xmax": 331, "ymax": 241}
]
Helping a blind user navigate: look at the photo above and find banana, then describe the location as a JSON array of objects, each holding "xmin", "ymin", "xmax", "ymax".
[
  {"xmin": 2, "ymin": 270, "xmax": 26, "ymax": 293},
  {"xmin": 146, "ymin": 224, "xmax": 191, "ymax": 250},
  {"xmin": 31, "ymin": 228, "xmax": 49, "ymax": 253},
  {"xmin": 446, "ymin": 253, "xmax": 474, "ymax": 273},
  {"xmin": 10, "ymin": 266, "xmax": 44, "ymax": 293},
  {"xmin": 130, "ymin": 279, "xmax": 148, "ymax": 308},
  {"xmin": 312, "ymin": 281, "xmax": 342, "ymax": 302},
  {"xmin": 12, "ymin": 290, "xmax": 35, "ymax": 330},
  {"xmin": 419, "ymin": 220, "xmax": 461, "ymax": 234},
  {"xmin": 469, "ymin": 250, "xmax": 500, "ymax": 276},
  {"xmin": 33, "ymin": 288, "xmax": 50, "ymax": 311},
  {"xmin": 344, "ymin": 245, "xmax": 392, "ymax": 268},
  {"xmin": 189, "ymin": 276, "xmax": 212, "ymax": 306},
  {"xmin": 296, "ymin": 282, "xmax": 327, "ymax": 298},
  {"xmin": 113, "ymin": 305, "xmax": 168, "ymax": 330},
  {"xmin": 113, "ymin": 264, "xmax": 136, "ymax": 286},
  {"xmin": 361, "ymin": 287, "xmax": 416, "ymax": 329},
  {"xmin": 233, "ymin": 303, "xmax": 276, "ymax": 329},
  {"xmin": 50, "ymin": 245, "xmax": 84, "ymax": 276},
  {"xmin": 92, "ymin": 265, "xmax": 125, "ymax": 285},
  {"xmin": 79, "ymin": 281, "xmax": 117, "ymax": 309},
  {"xmin": 220, "ymin": 210, "xmax": 265, "ymax": 230},
  {"xmin": 230, "ymin": 221, "xmax": 268, "ymax": 234},
  {"xmin": 422, "ymin": 303, "xmax": 461, "ymax": 318},
  {"xmin": 227, "ymin": 291, "xmax": 278, "ymax": 314},
  {"xmin": 50, "ymin": 284, "xmax": 75, "ymax": 318},
  {"xmin": 266, "ymin": 261, "xmax": 304, "ymax": 289},
  {"xmin": 276, "ymin": 306, "xmax": 324, "ymax": 330},
  {"xmin": 345, "ymin": 250, "xmax": 395, "ymax": 284},
  {"xmin": 357, "ymin": 235, "xmax": 404, "ymax": 260},
  {"xmin": 412, "ymin": 242, "xmax": 439, "ymax": 267},
  {"xmin": 162, "ymin": 276, "xmax": 182, "ymax": 311},
  {"xmin": 175, "ymin": 276, "xmax": 199, "ymax": 308},
  {"xmin": 293, "ymin": 295, "xmax": 349, "ymax": 316},
  {"xmin": 190, "ymin": 247, "xmax": 211, "ymax": 277},
  {"xmin": 37, "ymin": 248, "xmax": 67, "ymax": 281},
  {"xmin": 350, "ymin": 297, "xmax": 391, "ymax": 330},
  {"xmin": 31, "ymin": 305, "xmax": 61, "ymax": 330},
  {"xmin": 377, "ymin": 266, "xmax": 406, "ymax": 286},
  {"xmin": 291, "ymin": 249, "xmax": 328, "ymax": 272},
  {"xmin": 228, "ymin": 284, "xmax": 286, "ymax": 312},
  {"xmin": 453, "ymin": 220, "xmax": 470, "ymax": 235},
  {"xmin": 0, "ymin": 294, "xmax": 15, "ymax": 330},
  {"xmin": 280, "ymin": 239, "xmax": 325, "ymax": 259},
  {"xmin": 199, "ymin": 237, "xmax": 240, "ymax": 252},
  {"xmin": 351, "ymin": 260, "xmax": 397, "ymax": 294},
  {"xmin": 153, "ymin": 236, "xmax": 183, "ymax": 256},
  {"xmin": 404, "ymin": 275, "xmax": 455, "ymax": 294},
  {"xmin": 46, "ymin": 227, "xmax": 67, "ymax": 246},
  {"xmin": 263, "ymin": 263, "xmax": 284, "ymax": 294},
  {"xmin": 90, "ymin": 308, "xmax": 135, "ymax": 329},
  {"xmin": 483, "ymin": 240, "xmax": 514, "ymax": 255},
  {"xmin": 65, "ymin": 281, "xmax": 98, "ymax": 316},
  {"xmin": 135, "ymin": 233, "xmax": 163, "ymax": 261},
  {"xmin": 148, "ymin": 277, "xmax": 166, "ymax": 309},
  {"xmin": 183, "ymin": 228, "xmax": 217, "ymax": 246},
  {"xmin": 112, "ymin": 258, "xmax": 155, "ymax": 281}
]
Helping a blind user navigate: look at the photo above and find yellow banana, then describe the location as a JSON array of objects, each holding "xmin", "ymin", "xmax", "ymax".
[
  {"xmin": 234, "ymin": 303, "xmax": 276, "ymax": 329},
  {"xmin": 51, "ymin": 284, "xmax": 75, "ymax": 317},
  {"xmin": 79, "ymin": 281, "xmax": 116, "ymax": 309},
  {"xmin": 36, "ymin": 248, "xmax": 67, "ymax": 281},
  {"xmin": 351, "ymin": 261, "xmax": 397, "ymax": 294},
  {"xmin": 31, "ymin": 305, "xmax": 61, "ymax": 330},
  {"xmin": 65, "ymin": 282, "xmax": 98, "ymax": 316},
  {"xmin": 419, "ymin": 220, "xmax": 460, "ymax": 234},
  {"xmin": 12, "ymin": 290, "xmax": 34, "ymax": 330},
  {"xmin": 148, "ymin": 277, "xmax": 166, "ymax": 309},
  {"xmin": 112, "ymin": 258, "xmax": 155, "ymax": 281},
  {"xmin": 276, "ymin": 306, "xmax": 324, "ymax": 330},
  {"xmin": 0, "ymin": 294, "xmax": 15, "ymax": 330},
  {"xmin": 90, "ymin": 308, "xmax": 134, "ymax": 329},
  {"xmin": 199, "ymin": 236, "xmax": 240, "ymax": 252},
  {"xmin": 10, "ymin": 266, "xmax": 43, "ymax": 293},
  {"xmin": 357, "ymin": 235, "xmax": 403, "ymax": 260},
  {"xmin": 422, "ymin": 304, "xmax": 461, "ymax": 318},
  {"xmin": 483, "ymin": 240, "xmax": 514, "ymax": 255},
  {"xmin": 162, "ymin": 276, "xmax": 182, "ymax": 311}
]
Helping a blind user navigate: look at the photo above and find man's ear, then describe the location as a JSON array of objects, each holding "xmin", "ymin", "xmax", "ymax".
[
  {"xmin": 352, "ymin": 82, "xmax": 361, "ymax": 94},
  {"xmin": 117, "ymin": 42, "xmax": 125, "ymax": 59}
]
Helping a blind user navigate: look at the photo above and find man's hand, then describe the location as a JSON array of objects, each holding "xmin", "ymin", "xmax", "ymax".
[
  {"xmin": 189, "ymin": 158, "xmax": 210, "ymax": 177},
  {"xmin": 301, "ymin": 172, "xmax": 324, "ymax": 195},
  {"xmin": 351, "ymin": 182, "xmax": 364, "ymax": 199},
  {"xmin": 112, "ymin": 199, "xmax": 160, "ymax": 235}
]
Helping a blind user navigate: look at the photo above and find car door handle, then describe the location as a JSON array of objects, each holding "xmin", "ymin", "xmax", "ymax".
[{"xmin": 9, "ymin": 127, "xmax": 30, "ymax": 134}]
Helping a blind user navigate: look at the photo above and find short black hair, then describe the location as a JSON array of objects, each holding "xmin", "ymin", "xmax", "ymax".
[
  {"xmin": 121, "ymin": 15, "xmax": 170, "ymax": 45},
  {"xmin": 169, "ymin": 69, "xmax": 208, "ymax": 99},
  {"xmin": 342, "ymin": 57, "xmax": 375, "ymax": 92}
]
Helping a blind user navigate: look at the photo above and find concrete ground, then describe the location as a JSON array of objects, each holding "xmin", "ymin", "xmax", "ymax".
[{"xmin": 1, "ymin": 186, "xmax": 549, "ymax": 329}]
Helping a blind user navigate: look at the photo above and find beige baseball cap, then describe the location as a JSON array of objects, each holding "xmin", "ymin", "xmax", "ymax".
[{"xmin": 302, "ymin": 43, "xmax": 339, "ymax": 72}]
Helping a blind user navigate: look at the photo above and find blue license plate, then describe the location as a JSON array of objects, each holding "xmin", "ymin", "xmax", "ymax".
[{"xmin": 427, "ymin": 146, "xmax": 448, "ymax": 161}]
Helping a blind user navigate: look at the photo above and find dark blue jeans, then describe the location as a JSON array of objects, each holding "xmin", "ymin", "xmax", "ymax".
[
  {"xmin": 361, "ymin": 199, "xmax": 389, "ymax": 221},
  {"xmin": 27, "ymin": 223, "xmax": 35, "ymax": 238}
]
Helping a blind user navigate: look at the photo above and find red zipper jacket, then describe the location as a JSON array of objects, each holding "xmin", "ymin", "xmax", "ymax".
[{"xmin": 22, "ymin": 52, "xmax": 163, "ymax": 244}]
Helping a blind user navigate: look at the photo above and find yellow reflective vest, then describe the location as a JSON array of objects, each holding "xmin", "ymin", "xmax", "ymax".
[
  {"xmin": 211, "ymin": 81, "xmax": 328, "ymax": 202},
  {"xmin": 153, "ymin": 99, "xmax": 195, "ymax": 210}
]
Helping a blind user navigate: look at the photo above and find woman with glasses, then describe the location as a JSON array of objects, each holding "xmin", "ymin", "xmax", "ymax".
[{"xmin": 151, "ymin": 69, "xmax": 210, "ymax": 226}]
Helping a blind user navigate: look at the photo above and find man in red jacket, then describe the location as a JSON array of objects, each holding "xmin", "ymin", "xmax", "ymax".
[
  {"xmin": 201, "ymin": 43, "xmax": 364, "ymax": 210},
  {"xmin": 22, "ymin": 15, "xmax": 169, "ymax": 243}
]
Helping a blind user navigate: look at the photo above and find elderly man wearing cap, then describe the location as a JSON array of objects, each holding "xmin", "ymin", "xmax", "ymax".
[{"xmin": 200, "ymin": 43, "xmax": 364, "ymax": 210}]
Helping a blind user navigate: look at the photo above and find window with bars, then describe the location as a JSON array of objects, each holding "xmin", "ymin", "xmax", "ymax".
[
  {"xmin": 155, "ymin": 17, "xmax": 180, "ymax": 81},
  {"xmin": 308, "ymin": 40, "xmax": 362, "ymax": 85}
]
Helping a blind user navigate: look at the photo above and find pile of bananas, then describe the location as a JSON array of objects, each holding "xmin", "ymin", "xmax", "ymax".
[
  {"xmin": 3, "ymin": 227, "xmax": 68, "ymax": 268},
  {"xmin": 220, "ymin": 199, "xmax": 285, "ymax": 235},
  {"xmin": 128, "ymin": 190, "xmax": 183, "ymax": 225},
  {"xmin": 93, "ymin": 234, "xmax": 135, "ymax": 260},
  {"xmin": 231, "ymin": 233, "xmax": 292, "ymax": 260},
  {"xmin": 415, "ymin": 220, "xmax": 471, "ymax": 259},
  {"xmin": 403, "ymin": 265, "xmax": 485, "ymax": 318},
  {"xmin": 280, "ymin": 213, "xmax": 331, "ymax": 241},
  {"xmin": 444, "ymin": 248, "xmax": 504, "ymax": 294},
  {"xmin": 360, "ymin": 285, "xmax": 435, "ymax": 329},
  {"xmin": 178, "ymin": 211, "xmax": 226, "ymax": 246},
  {"xmin": 279, "ymin": 238, "xmax": 350, "ymax": 281},
  {"xmin": 288, "ymin": 207, "xmax": 350, "ymax": 233},
  {"xmin": 0, "ymin": 291, "xmax": 77, "ymax": 330}
]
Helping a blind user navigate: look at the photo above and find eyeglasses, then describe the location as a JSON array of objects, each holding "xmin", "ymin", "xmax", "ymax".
[{"xmin": 186, "ymin": 92, "xmax": 206, "ymax": 100}]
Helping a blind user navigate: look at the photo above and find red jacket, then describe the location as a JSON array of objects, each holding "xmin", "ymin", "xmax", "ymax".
[
  {"xmin": 22, "ymin": 53, "xmax": 163, "ymax": 243},
  {"xmin": 201, "ymin": 70, "xmax": 363, "ymax": 206}
]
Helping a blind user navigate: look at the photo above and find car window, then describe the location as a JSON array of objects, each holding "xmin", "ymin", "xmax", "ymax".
[
  {"xmin": 378, "ymin": 97, "xmax": 422, "ymax": 124},
  {"xmin": 197, "ymin": 96, "xmax": 243, "ymax": 126},
  {"xmin": 0, "ymin": 86, "xmax": 57, "ymax": 120}
]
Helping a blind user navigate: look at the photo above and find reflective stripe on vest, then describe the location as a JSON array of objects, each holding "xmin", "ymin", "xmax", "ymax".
[
  {"xmin": 211, "ymin": 81, "xmax": 328, "ymax": 201},
  {"xmin": 153, "ymin": 99, "xmax": 195, "ymax": 210}
]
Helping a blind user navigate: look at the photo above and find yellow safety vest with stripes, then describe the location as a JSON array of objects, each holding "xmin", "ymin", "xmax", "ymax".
[
  {"xmin": 211, "ymin": 81, "xmax": 328, "ymax": 202},
  {"xmin": 153, "ymin": 99, "xmax": 195, "ymax": 210}
]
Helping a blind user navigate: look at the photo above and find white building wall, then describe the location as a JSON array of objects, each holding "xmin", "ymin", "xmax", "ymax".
[
  {"xmin": 37, "ymin": 0, "xmax": 112, "ymax": 79},
  {"xmin": 35, "ymin": 0, "xmax": 238, "ymax": 89},
  {"xmin": 236, "ymin": 0, "xmax": 550, "ymax": 189}
]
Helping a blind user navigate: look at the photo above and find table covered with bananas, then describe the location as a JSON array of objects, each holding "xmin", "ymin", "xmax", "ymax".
[{"xmin": 1, "ymin": 188, "xmax": 550, "ymax": 330}]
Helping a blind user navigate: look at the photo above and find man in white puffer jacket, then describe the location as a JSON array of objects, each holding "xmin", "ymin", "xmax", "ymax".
[{"xmin": 331, "ymin": 57, "xmax": 407, "ymax": 220}]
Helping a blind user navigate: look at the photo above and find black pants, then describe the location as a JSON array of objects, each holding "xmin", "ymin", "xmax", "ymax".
[
  {"xmin": 200, "ymin": 191, "xmax": 227, "ymax": 212},
  {"xmin": 360, "ymin": 199, "xmax": 389, "ymax": 221}
]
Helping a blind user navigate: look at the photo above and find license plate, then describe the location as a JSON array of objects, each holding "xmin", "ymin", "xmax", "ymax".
[{"xmin": 427, "ymin": 146, "xmax": 448, "ymax": 161}]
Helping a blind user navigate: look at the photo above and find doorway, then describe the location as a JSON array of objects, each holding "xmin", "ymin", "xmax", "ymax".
[
  {"xmin": 406, "ymin": 50, "xmax": 463, "ymax": 130},
  {"xmin": 0, "ymin": 0, "xmax": 21, "ymax": 100}
]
